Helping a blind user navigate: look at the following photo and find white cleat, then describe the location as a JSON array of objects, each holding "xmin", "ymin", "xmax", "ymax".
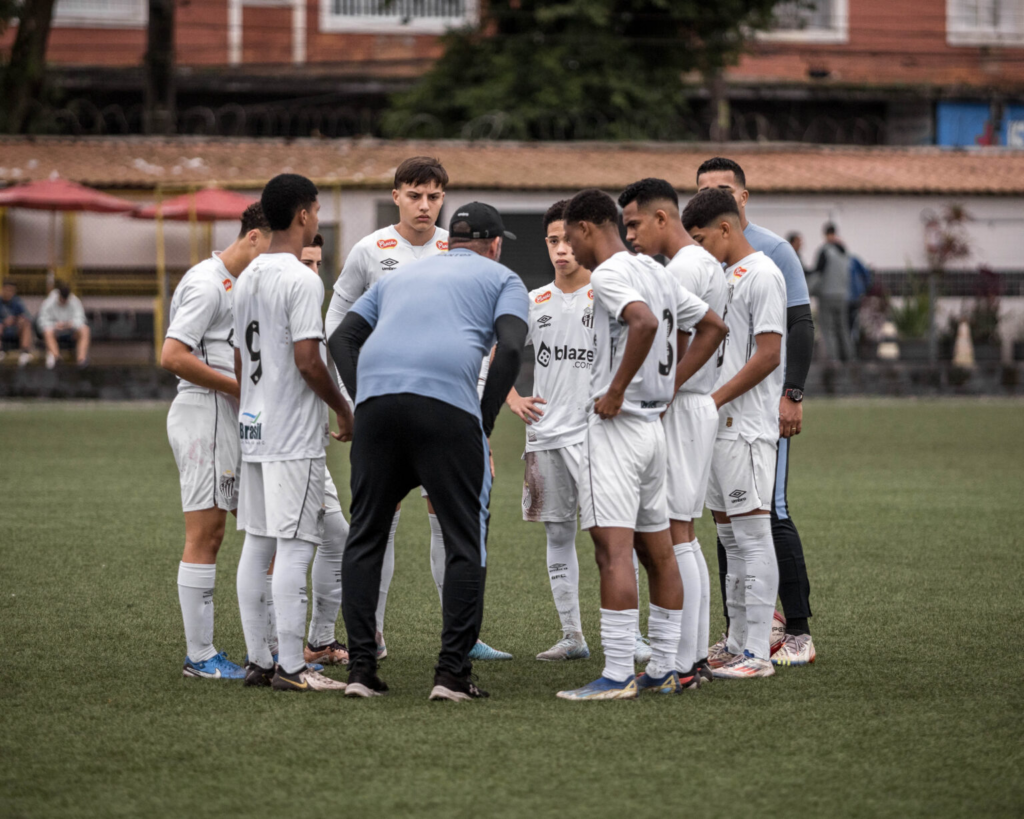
[
  {"xmin": 772, "ymin": 633, "xmax": 816, "ymax": 666},
  {"xmin": 712, "ymin": 651, "xmax": 775, "ymax": 679},
  {"xmin": 634, "ymin": 633, "xmax": 652, "ymax": 665},
  {"xmin": 536, "ymin": 633, "xmax": 590, "ymax": 661}
]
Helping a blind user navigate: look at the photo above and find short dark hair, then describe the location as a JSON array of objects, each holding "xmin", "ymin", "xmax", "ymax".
[
  {"xmin": 696, "ymin": 157, "xmax": 746, "ymax": 189},
  {"xmin": 563, "ymin": 189, "xmax": 618, "ymax": 228},
  {"xmin": 261, "ymin": 174, "xmax": 318, "ymax": 232},
  {"xmin": 618, "ymin": 178, "xmax": 679, "ymax": 212},
  {"xmin": 542, "ymin": 200, "xmax": 569, "ymax": 233},
  {"xmin": 394, "ymin": 156, "xmax": 449, "ymax": 190},
  {"xmin": 239, "ymin": 202, "xmax": 270, "ymax": 236},
  {"xmin": 824, "ymin": 222, "xmax": 837, "ymax": 235},
  {"xmin": 786, "ymin": 232, "xmax": 801, "ymax": 244},
  {"xmin": 681, "ymin": 189, "xmax": 740, "ymax": 231},
  {"xmin": 310, "ymin": 233, "xmax": 324, "ymax": 248},
  {"xmin": 56, "ymin": 280, "xmax": 71, "ymax": 299}
]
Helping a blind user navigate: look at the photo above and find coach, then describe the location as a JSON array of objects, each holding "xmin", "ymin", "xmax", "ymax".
[{"xmin": 328, "ymin": 203, "xmax": 529, "ymax": 702}]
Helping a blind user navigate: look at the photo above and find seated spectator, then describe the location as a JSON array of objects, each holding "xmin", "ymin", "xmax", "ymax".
[
  {"xmin": 0, "ymin": 281, "xmax": 34, "ymax": 366},
  {"xmin": 38, "ymin": 281, "xmax": 90, "ymax": 369}
]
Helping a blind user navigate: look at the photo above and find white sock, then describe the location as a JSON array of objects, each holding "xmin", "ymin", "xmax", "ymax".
[
  {"xmin": 429, "ymin": 513, "xmax": 445, "ymax": 605},
  {"xmin": 693, "ymin": 539, "xmax": 711, "ymax": 662},
  {"xmin": 236, "ymin": 533, "xmax": 276, "ymax": 669},
  {"xmin": 265, "ymin": 573, "xmax": 278, "ymax": 655},
  {"xmin": 600, "ymin": 608, "xmax": 638, "ymax": 682},
  {"xmin": 645, "ymin": 603, "xmax": 683, "ymax": 679},
  {"xmin": 732, "ymin": 515, "xmax": 779, "ymax": 660},
  {"xmin": 308, "ymin": 510, "xmax": 347, "ymax": 647},
  {"xmin": 177, "ymin": 561, "xmax": 217, "ymax": 663},
  {"xmin": 375, "ymin": 510, "xmax": 400, "ymax": 635},
  {"xmin": 718, "ymin": 522, "xmax": 747, "ymax": 655},
  {"xmin": 273, "ymin": 537, "xmax": 316, "ymax": 674},
  {"xmin": 545, "ymin": 520, "xmax": 581, "ymax": 635},
  {"xmin": 672, "ymin": 541, "xmax": 701, "ymax": 672},
  {"xmin": 632, "ymin": 550, "xmax": 644, "ymax": 639}
]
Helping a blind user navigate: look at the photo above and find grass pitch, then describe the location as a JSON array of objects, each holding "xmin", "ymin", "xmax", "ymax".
[{"xmin": 0, "ymin": 398, "xmax": 1022, "ymax": 818}]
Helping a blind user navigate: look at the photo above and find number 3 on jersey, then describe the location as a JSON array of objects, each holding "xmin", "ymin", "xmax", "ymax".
[{"xmin": 245, "ymin": 320, "xmax": 262, "ymax": 385}]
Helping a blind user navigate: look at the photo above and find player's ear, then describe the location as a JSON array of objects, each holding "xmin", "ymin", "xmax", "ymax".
[
  {"xmin": 392, "ymin": 188, "xmax": 400, "ymax": 206},
  {"xmin": 739, "ymin": 189, "xmax": 749, "ymax": 208}
]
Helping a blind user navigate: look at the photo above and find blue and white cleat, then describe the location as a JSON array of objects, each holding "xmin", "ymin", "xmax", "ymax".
[
  {"xmin": 469, "ymin": 640, "xmax": 513, "ymax": 661},
  {"xmin": 536, "ymin": 633, "xmax": 590, "ymax": 661},
  {"xmin": 556, "ymin": 675, "xmax": 638, "ymax": 700},
  {"xmin": 183, "ymin": 651, "xmax": 245, "ymax": 680},
  {"xmin": 635, "ymin": 669, "xmax": 680, "ymax": 694}
]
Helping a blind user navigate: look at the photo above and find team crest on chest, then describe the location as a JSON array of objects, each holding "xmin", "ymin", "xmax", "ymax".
[{"xmin": 377, "ymin": 238, "xmax": 398, "ymax": 249}]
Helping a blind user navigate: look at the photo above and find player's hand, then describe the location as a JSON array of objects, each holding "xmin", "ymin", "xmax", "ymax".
[
  {"xmin": 594, "ymin": 389, "xmax": 624, "ymax": 420},
  {"xmin": 779, "ymin": 396, "xmax": 802, "ymax": 438},
  {"xmin": 489, "ymin": 449, "xmax": 495, "ymax": 479},
  {"xmin": 508, "ymin": 394, "xmax": 546, "ymax": 424},
  {"xmin": 332, "ymin": 411, "xmax": 353, "ymax": 443}
]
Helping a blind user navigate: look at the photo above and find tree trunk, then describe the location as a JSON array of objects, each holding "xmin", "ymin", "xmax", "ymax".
[
  {"xmin": 0, "ymin": 0, "xmax": 57, "ymax": 134},
  {"xmin": 708, "ymin": 72, "xmax": 730, "ymax": 143},
  {"xmin": 144, "ymin": 0, "xmax": 176, "ymax": 135}
]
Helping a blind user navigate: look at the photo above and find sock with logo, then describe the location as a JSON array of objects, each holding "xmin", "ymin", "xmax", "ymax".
[
  {"xmin": 273, "ymin": 537, "xmax": 316, "ymax": 675},
  {"xmin": 672, "ymin": 541, "xmax": 701, "ymax": 673},
  {"xmin": 693, "ymin": 538, "xmax": 712, "ymax": 662},
  {"xmin": 717, "ymin": 522, "xmax": 747, "ymax": 655},
  {"xmin": 600, "ymin": 608, "xmax": 638, "ymax": 683},
  {"xmin": 236, "ymin": 533, "xmax": 276, "ymax": 670},
  {"xmin": 265, "ymin": 572, "xmax": 278, "ymax": 656},
  {"xmin": 429, "ymin": 513, "xmax": 445, "ymax": 605},
  {"xmin": 544, "ymin": 520, "xmax": 581, "ymax": 635},
  {"xmin": 308, "ymin": 510, "xmax": 348, "ymax": 648},
  {"xmin": 645, "ymin": 603, "xmax": 683, "ymax": 680},
  {"xmin": 732, "ymin": 515, "xmax": 779, "ymax": 661},
  {"xmin": 178, "ymin": 562, "xmax": 218, "ymax": 664},
  {"xmin": 375, "ymin": 510, "xmax": 400, "ymax": 635}
]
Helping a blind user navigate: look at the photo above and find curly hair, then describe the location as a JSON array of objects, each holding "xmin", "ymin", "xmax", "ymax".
[
  {"xmin": 617, "ymin": 178, "xmax": 679, "ymax": 211},
  {"xmin": 563, "ymin": 189, "xmax": 618, "ymax": 228},
  {"xmin": 681, "ymin": 188, "xmax": 740, "ymax": 231}
]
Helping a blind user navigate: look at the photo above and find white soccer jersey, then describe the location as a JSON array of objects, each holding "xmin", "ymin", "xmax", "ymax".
[
  {"xmin": 524, "ymin": 282, "xmax": 594, "ymax": 451},
  {"xmin": 714, "ymin": 251, "xmax": 787, "ymax": 442},
  {"xmin": 165, "ymin": 253, "xmax": 237, "ymax": 395},
  {"xmin": 234, "ymin": 252, "xmax": 330, "ymax": 462},
  {"xmin": 666, "ymin": 245, "xmax": 729, "ymax": 397},
  {"xmin": 589, "ymin": 252, "xmax": 709, "ymax": 421}
]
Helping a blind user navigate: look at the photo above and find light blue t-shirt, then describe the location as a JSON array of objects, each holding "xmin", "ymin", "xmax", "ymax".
[
  {"xmin": 350, "ymin": 248, "xmax": 530, "ymax": 421},
  {"xmin": 744, "ymin": 222, "xmax": 810, "ymax": 308}
]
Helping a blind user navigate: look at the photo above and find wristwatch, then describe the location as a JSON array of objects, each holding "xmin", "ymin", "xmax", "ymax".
[{"xmin": 783, "ymin": 388, "xmax": 804, "ymax": 403}]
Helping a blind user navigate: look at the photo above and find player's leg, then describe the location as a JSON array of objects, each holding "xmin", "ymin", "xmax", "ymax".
[
  {"xmin": 631, "ymin": 550, "xmax": 651, "ymax": 664},
  {"xmin": 705, "ymin": 439, "xmax": 746, "ymax": 667},
  {"xmin": 306, "ymin": 469, "xmax": 349, "ymax": 666},
  {"xmin": 374, "ymin": 504, "xmax": 400, "ymax": 658},
  {"xmin": 42, "ymin": 327, "xmax": 59, "ymax": 367},
  {"xmin": 73, "ymin": 324, "xmax": 90, "ymax": 365},
  {"xmin": 236, "ymin": 461, "xmax": 277, "ymax": 684}
]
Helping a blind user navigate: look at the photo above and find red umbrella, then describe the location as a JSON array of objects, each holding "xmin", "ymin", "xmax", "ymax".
[
  {"xmin": 0, "ymin": 177, "xmax": 135, "ymax": 213},
  {"xmin": 133, "ymin": 188, "xmax": 257, "ymax": 221}
]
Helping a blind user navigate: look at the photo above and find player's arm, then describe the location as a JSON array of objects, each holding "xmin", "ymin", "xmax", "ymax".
[
  {"xmin": 770, "ymin": 240, "xmax": 815, "ymax": 438},
  {"xmin": 324, "ymin": 245, "xmax": 368, "ymax": 338},
  {"xmin": 480, "ymin": 314, "xmax": 528, "ymax": 437},
  {"xmin": 161, "ymin": 339, "xmax": 240, "ymax": 398},
  {"xmin": 293, "ymin": 339, "xmax": 353, "ymax": 441},
  {"xmin": 673, "ymin": 308, "xmax": 727, "ymax": 394},
  {"xmin": 234, "ymin": 348, "xmax": 242, "ymax": 385},
  {"xmin": 506, "ymin": 385, "xmax": 546, "ymax": 424},
  {"xmin": 161, "ymin": 279, "xmax": 240, "ymax": 398},
  {"xmin": 711, "ymin": 332, "xmax": 781, "ymax": 409},
  {"xmin": 327, "ymin": 311, "xmax": 372, "ymax": 401},
  {"xmin": 595, "ymin": 300, "xmax": 658, "ymax": 420}
]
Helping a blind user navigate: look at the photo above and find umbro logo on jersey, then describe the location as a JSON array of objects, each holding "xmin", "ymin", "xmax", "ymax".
[
  {"xmin": 381, "ymin": 258, "xmax": 399, "ymax": 269},
  {"xmin": 377, "ymin": 238, "xmax": 398, "ymax": 249},
  {"xmin": 538, "ymin": 314, "xmax": 552, "ymax": 328},
  {"xmin": 436, "ymin": 240, "xmax": 448, "ymax": 251},
  {"xmin": 535, "ymin": 291, "xmax": 552, "ymax": 304}
]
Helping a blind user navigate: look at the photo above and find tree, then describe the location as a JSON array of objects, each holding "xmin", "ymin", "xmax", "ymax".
[
  {"xmin": 0, "ymin": 0, "xmax": 57, "ymax": 134},
  {"xmin": 382, "ymin": 0, "xmax": 783, "ymax": 141}
]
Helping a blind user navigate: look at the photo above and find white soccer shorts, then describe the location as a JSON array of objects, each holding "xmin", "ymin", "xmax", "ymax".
[
  {"xmin": 237, "ymin": 457, "xmax": 326, "ymax": 545},
  {"xmin": 167, "ymin": 391, "xmax": 241, "ymax": 513},
  {"xmin": 522, "ymin": 443, "xmax": 582, "ymax": 523},
  {"xmin": 704, "ymin": 437, "xmax": 777, "ymax": 517},
  {"xmin": 579, "ymin": 413, "xmax": 669, "ymax": 533},
  {"xmin": 324, "ymin": 468, "xmax": 342, "ymax": 515},
  {"xmin": 662, "ymin": 392, "xmax": 718, "ymax": 522}
]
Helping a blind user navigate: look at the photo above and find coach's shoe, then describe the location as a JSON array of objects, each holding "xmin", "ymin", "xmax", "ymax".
[
  {"xmin": 182, "ymin": 651, "xmax": 245, "ymax": 680},
  {"xmin": 636, "ymin": 670, "xmax": 680, "ymax": 695},
  {"xmin": 557, "ymin": 675, "xmax": 638, "ymax": 701},
  {"xmin": 469, "ymin": 640, "xmax": 513, "ymax": 661},
  {"xmin": 634, "ymin": 633, "xmax": 652, "ymax": 665},
  {"xmin": 305, "ymin": 640, "xmax": 349, "ymax": 666},
  {"xmin": 272, "ymin": 667, "xmax": 347, "ymax": 692},
  {"xmin": 429, "ymin": 670, "xmax": 490, "ymax": 702},
  {"xmin": 536, "ymin": 633, "xmax": 590, "ymax": 661},
  {"xmin": 375, "ymin": 631, "xmax": 387, "ymax": 661},
  {"xmin": 243, "ymin": 662, "xmax": 275, "ymax": 687},
  {"xmin": 345, "ymin": 666, "xmax": 389, "ymax": 698},
  {"xmin": 712, "ymin": 650, "xmax": 775, "ymax": 679},
  {"xmin": 694, "ymin": 658, "xmax": 714, "ymax": 687},
  {"xmin": 707, "ymin": 634, "xmax": 738, "ymax": 669},
  {"xmin": 771, "ymin": 633, "xmax": 816, "ymax": 667}
]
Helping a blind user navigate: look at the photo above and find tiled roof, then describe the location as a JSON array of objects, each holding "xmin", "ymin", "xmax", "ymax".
[{"xmin": 1, "ymin": 137, "xmax": 1023, "ymax": 195}]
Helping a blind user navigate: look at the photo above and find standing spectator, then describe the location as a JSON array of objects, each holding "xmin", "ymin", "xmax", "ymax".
[
  {"xmin": 38, "ymin": 281, "xmax": 90, "ymax": 369},
  {"xmin": 810, "ymin": 224, "xmax": 852, "ymax": 363},
  {"xmin": 0, "ymin": 281, "xmax": 34, "ymax": 366},
  {"xmin": 786, "ymin": 233, "xmax": 809, "ymax": 275},
  {"xmin": 848, "ymin": 255, "xmax": 872, "ymax": 349}
]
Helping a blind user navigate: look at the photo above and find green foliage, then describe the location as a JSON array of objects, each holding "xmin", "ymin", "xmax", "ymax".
[
  {"xmin": 383, "ymin": 0, "xmax": 783, "ymax": 140},
  {"xmin": 890, "ymin": 277, "xmax": 931, "ymax": 339}
]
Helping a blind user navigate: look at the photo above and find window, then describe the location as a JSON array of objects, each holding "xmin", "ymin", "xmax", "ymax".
[
  {"xmin": 320, "ymin": 0, "xmax": 477, "ymax": 34},
  {"xmin": 53, "ymin": 0, "xmax": 146, "ymax": 27},
  {"xmin": 759, "ymin": 0, "xmax": 848, "ymax": 43},
  {"xmin": 947, "ymin": 0, "xmax": 1024, "ymax": 45}
]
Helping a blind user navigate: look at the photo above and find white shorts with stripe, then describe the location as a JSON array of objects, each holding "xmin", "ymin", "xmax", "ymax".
[
  {"xmin": 167, "ymin": 391, "xmax": 241, "ymax": 513},
  {"xmin": 662, "ymin": 392, "xmax": 718, "ymax": 522},
  {"xmin": 521, "ymin": 444, "xmax": 582, "ymax": 523},
  {"xmin": 237, "ymin": 457, "xmax": 326, "ymax": 545},
  {"xmin": 704, "ymin": 437, "xmax": 777, "ymax": 517}
]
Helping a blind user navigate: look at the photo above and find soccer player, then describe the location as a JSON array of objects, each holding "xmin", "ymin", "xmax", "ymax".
[
  {"xmin": 161, "ymin": 202, "xmax": 271, "ymax": 679},
  {"xmin": 619, "ymin": 178, "xmax": 729, "ymax": 688},
  {"xmin": 506, "ymin": 200, "xmax": 594, "ymax": 662},
  {"xmin": 696, "ymin": 157, "xmax": 817, "ymax": 666},
  {"xmin": 557, "ymin": 190, "xmax": 725, "ymax": 700},
  {"xmin": 682, "ymin": 188, "xmax": 786, "ymax": 679},
  {"xmin": 233, "ymin": 174, "xmax": 353, "ymax": 692}
]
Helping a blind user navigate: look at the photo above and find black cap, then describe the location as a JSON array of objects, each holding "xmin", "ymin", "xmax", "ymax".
[{"xmin": 449, "ymin": 202, "xmax": 517, "ymax": 241}]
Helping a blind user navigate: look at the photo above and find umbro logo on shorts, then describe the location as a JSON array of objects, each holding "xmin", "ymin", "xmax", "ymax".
[{"xmin": 729, "ymin": 490, "xmax": 747, "ymax": 504}]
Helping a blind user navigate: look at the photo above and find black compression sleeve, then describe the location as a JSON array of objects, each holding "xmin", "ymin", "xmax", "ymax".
[
  {"xmin": 784, "ymin": 304, "xmax": 814, "ymax": 393},
  {"xmin": 327, "ymin": 312, "xmax": 373, "ymax": 401},
  {"xmin": 480, "ymin": 314, "xmax": 528, "ymax": 437}
]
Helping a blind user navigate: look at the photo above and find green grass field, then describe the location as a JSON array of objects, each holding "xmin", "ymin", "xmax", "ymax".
[{"xmin": 1, "ymin": 398, "xmax": 1022, "ymax": 818}]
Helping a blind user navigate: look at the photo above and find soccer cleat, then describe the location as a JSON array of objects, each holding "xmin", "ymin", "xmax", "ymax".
[
  {"xmin": 375, "ymin": 631, "xmax": 387, "ymax": 661},
  {"xmin": 45, "ymin": 351, "xmax": 56, "ymax": 370},
  {"xmin": 557, "ymin": 675, "xmax": 638, "ymax": 701},
  {"xmin": 707, "ymin": 634, "xmax": 739, "ymax": 669},
  {"xmin": 469, "ymin": 640, "xmax": 513, "ymax": 661},
  {"xmin": 636, "ymin": 670, "xmax": 680, "ymax": 695},
  {"xmin": 345, "ymin": 666, "xmax": 389, "ymax": 698},
  {"xmin": 18, "ymin": 351, "xmax": 32, "ymax": 367},
  {"xmin": 770, "ymin": 610, "xmax": 788, "ymax": 655},
  {"xmin": 771, "ymin": 633, "xmax": 816, "ymax": 667},
  {"xmin": 712, "ymin": 650, "xmax": 775, "ymax": 679},
  {"xmin": 245, "ymin": 652, "xmax": 324, "ymax": 673},
  {"xmin": 634, "ymin": 633, "xmax": 652, "ymax": 665},
  {"xmin": 305, "ymin": 640, "xmax": 349, "ymax": 666},
  {"xmin": 536, "ymin": 633, "xmax": 590, "ymax": 661},
  {"xmin": 429, "ymin": 670, "xmax": 490, "ymax": 702},
  {"xmin": 244, "ymin": 662, "xmax": 275, "ymax": 687},
  {"xmin": 694, "ymin": 658, "xmax": 714, "ymax": 686},
  {"xmin": 676, "ymin": 664, "xmax": 701, "ymax": 691},
  {"xmin": 182, "ymin": 651, "xmax": 245, "ymax": 680},
  {"xmin": 272, "ymin": 667, "xmax": 347, "ymax": 692}
]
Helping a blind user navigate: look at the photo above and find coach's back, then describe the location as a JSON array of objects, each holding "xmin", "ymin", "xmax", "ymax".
[{"xmin": 349, "ymin": 248, "xmax": 528, "ymax": 421}]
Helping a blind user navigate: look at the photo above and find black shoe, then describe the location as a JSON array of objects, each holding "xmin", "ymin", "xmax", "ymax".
[
  {"xmin": 244, "ymin": 662, "xmax": 274, "ymax": 688},
  {"xmin": 694, "ymin": 658, "xmax": 714, "ymax": 686},
  {"xmin": 271, "ymin": 667, "xmax": 311, "ymax": 692},
  {"xmin": 345, "ymin": 666, "xmax": 389, "ymax": 698},
  {"xmin": 677, "ymin": 663, "xmax": 702, "ymax": 691},
  {"xmin": 429, "ymin": 670, "xmax": 490, "ymax": 702}
]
